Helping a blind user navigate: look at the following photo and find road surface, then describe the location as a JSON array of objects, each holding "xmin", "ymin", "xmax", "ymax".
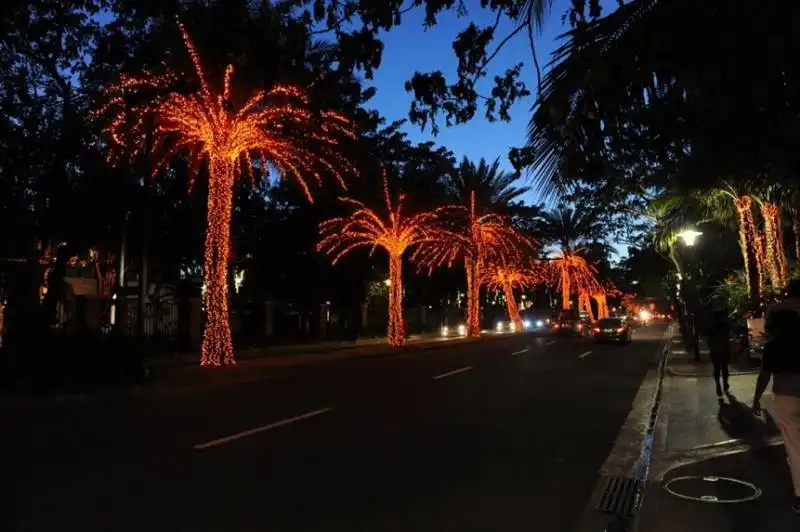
[{"xmin": 3, "ymin": 325, "xmax": 667, "ymax": 532}]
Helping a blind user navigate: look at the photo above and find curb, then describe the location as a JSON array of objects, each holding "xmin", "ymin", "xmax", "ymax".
[
  {"xmin": 572, "ymin": 324, "xmax": 676, "ymax": 532},
  {"xmin": 666, "ymin": 367, "xmax": 761, "ymax": 377}
]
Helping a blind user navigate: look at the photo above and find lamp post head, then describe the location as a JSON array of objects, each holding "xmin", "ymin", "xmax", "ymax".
[
  {"xmin": 678, "ymin": 229, "xmax": 702, "ymax": 247},
  {"xmin": 384, "ymin": 278, "xmax": 391, "ymax": 287}
]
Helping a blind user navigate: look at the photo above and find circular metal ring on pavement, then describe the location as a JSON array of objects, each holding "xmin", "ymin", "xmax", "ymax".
[{"xmin": 663, "ymin": 475, "xmax": 762, "ymax": 504}]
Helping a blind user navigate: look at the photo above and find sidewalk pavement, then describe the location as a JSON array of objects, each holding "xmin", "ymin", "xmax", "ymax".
[
  {"xmin": 666, "ymin": 337, "xmax": 761, "ymax": 377},
  {"xmin": 634, "ymin": 337, "xmax": 797, "ymax": 531}
]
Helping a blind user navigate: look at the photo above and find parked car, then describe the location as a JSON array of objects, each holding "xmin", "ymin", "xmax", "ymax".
[{"xmin": 592, "ymin": 317, "xmax": 633, "ymax": 344}]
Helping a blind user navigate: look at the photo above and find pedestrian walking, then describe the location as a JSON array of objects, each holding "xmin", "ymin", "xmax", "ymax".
[
  {"xmin": 706, "ymin": 309, "xmax": 731, "ymax": 397},
  {"xmin": 753, "ymin": 278, "xmax": 800, "ymax": 514}
]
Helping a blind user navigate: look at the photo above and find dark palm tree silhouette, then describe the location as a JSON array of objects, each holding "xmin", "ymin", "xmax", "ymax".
[
  {"xmin": 446, "ymin": 157, "xmax": 530, "ymax": 215},
  {"xmin": 535, "ymin": 203, "xmax": 602, "ymax": 252}
]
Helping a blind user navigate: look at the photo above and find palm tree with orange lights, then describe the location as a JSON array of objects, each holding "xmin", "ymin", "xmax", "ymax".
[
  {"xmin": 318, "ymin": 174, "xmax": 439, "ymax": 346},
  {"xmin": 414, "ymin": 191, "xmax": 535, "ymax": 338},
  {"xmin": 92, "ymin": 20, "xmax": 357, "ymax": 366},
  {"xmin": 482, "ymin": 262, "xmax": 540, "ymax": 329}
]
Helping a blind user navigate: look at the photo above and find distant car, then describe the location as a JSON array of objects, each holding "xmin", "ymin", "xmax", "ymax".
[
  {"xmin": 441, "ymin": 323, "xmax": 467, "ymax": 337},
  {"xmin": 553, "ymin": 309, "xmax": 591, "ymax": 336},
  {"xmin": 593, "ymin": 317, "xmax": 632, "ymax": 344},
  {"xmin": 521, "ymin": 312, "xmax": 552, "ymax": 331}
]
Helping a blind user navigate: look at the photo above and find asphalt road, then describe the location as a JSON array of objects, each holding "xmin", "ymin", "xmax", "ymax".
[{"xmin": 3, "ymin": 325, "xmax": 668, "ymax": 532}]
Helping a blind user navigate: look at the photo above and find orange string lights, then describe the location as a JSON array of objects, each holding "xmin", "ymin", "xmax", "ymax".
[
  {"xmin": 733, "ymin": 195, "xmax": 763, "ymax": 300},
  {"xmin": 93, "ymin": 21, "xmax": 357, "ymax": 366},
  {"xmin": 761, "ymin": 202, "xmax": 789, "ymax": 289},
  {"xmin": 544, "ymin": 249, "xmax": 601, "ymax": 312},
  {"xmin": 482, "ymin": 264, "xmax": 539, "ymax": 329},
  {"xmin": 413, "ymin": 191, "xmax": 535, "ymax": 338},
  {"xmin": 317, "ymin": 175, "xmax": 438, "ymax": 346}
]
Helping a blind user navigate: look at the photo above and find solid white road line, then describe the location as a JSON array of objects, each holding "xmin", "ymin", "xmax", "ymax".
[
  {"xmin": 194, "ymin": 407, "xmax": 335, "ymax": 450},
  {"xmin": 432, "ymin": 366, "xmax": 473, "ymax": 380},
  {"xmin": 511, "ymin": 348, "xmax": 529, "ymax": 356},
  {"xmin": 578, "ymin": 351, "xmax": 593, "ymax": 359},
  {"xmin": 544, "ymin": 340, "xmax": 556, "ymax": 346}
]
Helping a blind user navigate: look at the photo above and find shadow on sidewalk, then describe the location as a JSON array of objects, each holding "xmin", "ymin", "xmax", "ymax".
[
  {"xmin": 636, "ymin": 392, "xmax": 795, "ymax": 532},
  {"xmin": 717, "ymin": 392, "xmax": 780, "ymax": 446}
]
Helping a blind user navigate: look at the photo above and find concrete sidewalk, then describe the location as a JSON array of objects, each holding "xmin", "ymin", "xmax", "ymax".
[
  {"xmin": 666, "ymin": 337, "xmax": 761, "ymax": 377},
  {"xmin": 634, "ymin": 344, "xmax": 797, "ymax": 530}
]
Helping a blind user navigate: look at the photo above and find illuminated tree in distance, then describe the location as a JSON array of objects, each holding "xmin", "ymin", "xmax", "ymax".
[
  {"xmin": 93, "ymin": 20, "xmax": 357, "ymax": 366},
  {"xmin": 414, "ymin": 191, "xmax": 535, "ymax": 338},
  {"xmin": 544, "ymin": 250, "xmax": 601, "ymax": 312},
  {"xmin": 482, "ymin": 263, "xmax": 539, "ymax": 330},
  {"xmin": 317, "ymin": 174, "xmax": 438, "ymax": 346}
]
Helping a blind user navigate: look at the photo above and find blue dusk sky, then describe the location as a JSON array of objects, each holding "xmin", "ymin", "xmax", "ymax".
[{"xmin": 363, "ymin": 0, "xmax": 619, "ymax": 207}]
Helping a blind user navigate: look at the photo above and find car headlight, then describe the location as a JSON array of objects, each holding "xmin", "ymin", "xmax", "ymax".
[
  {"xmin": 523, "ymin": 320, "xmax": 532, "ymax": 329},
  {"xmin": 510, "ymin": 322, "xmax": 517, "ymax": 332},
  {"xmin": 535, "ymin": 320, "xmax": 544, "ymax": 328},
  {"xmin": 496, "ymin": 322, "xmax": 504, "ymax": 331},
  {"xmin": 457, "ymin": 324, "xmax": 466, "ymax": 335},
  {"xmin": 441, "ymin": 326, "xmax": 449, "ymax": 336}
]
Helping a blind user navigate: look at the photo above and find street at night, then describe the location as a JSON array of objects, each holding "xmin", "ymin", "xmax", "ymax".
[{"xmin": 4, "ymin": 326, "xmax": 666, "ymax": 532}]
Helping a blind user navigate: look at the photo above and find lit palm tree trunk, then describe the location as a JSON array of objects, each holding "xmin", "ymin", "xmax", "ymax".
[
  {"xmin": 733, "ymin": 195, "xmax": 763, "ymax": 302},
  {"xmin": 465, "ymin": 257, "xmax": 481, "ymax": 338},
  {"xmin": 594, "ymin": 294, "xmax": 608, "ymax": 319},
  {"xmin": 761, "ymin": 203, "xmax": 789, "ymax": 287},
  {"xmin": 579, "ymin": 291, "xmax": 595, "ymax": 322},
  {"xmin": 201, "ymin": 157, "xmax": 236, "ymax": 366},
  {"xmin": 387, "ymin": 253, "xmax": 405, "ymax": 346},
  {"xmin": 501, "ymin": 279, "xmax": 523, "ymax": 329},
  {"xmin": 560, "ymin": 261, "xmax": 570, "ymax": 310}
]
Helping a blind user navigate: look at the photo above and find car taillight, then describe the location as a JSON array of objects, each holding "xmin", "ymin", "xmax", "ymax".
[
  {"xmin": 593, "ymin": 328, "xmax": 600, "ymax": 333},
  {"xmin": 617, "ymin": 327, "xmax": 624, "ymax": 333},
  {"xmin": 576, "ymin": 324, "xmax": 582, "ymax": 330}
]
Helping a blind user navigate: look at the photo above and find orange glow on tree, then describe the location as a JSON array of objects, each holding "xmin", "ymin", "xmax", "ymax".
[
  {"xmin": 413, "ymin": 191, "xmax": 535, "ymax": 338},
  {"xmin": 93, "ymin": 21, "xmax": 357, "ymax": 366},
  {"xmin": 544, "ymin": 250, "xmax": 601, "ymax": 311},
  {"xmin": 733, "ymin": 195, "xmax": 763, "ymax": 301},
  {"xmin": 482, "ymin": 264, "xmax": 539, "ymax": 330},
  {"xmin": 317, "ymin": 174, "xmax": 438, "ymax": 347},
  {"xmin": 761, "ymin": 202, "xmax": 789, "ymax": 289}
]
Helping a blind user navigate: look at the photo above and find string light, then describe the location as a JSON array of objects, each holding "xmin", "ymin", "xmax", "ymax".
[
  {"xmin": 317, "ymin": 173, "xmax": 438, "ymax": 347},
  {"xmin": 482, "ymin": 264, "xmax": 539, "ymax": 329},
  {"xmin": 93, "ymin": 21, "xmax": 357, "ymax": 366},
  {"xmin": 733, "ymin": 195, "xmax": 763, "ymax": 300},
  {"xmin": 412, "ymin": 191, "xmax": 536, "ymax": 338},
  {"xmin": 543, "ymin": 249, "xmax": 602, "ymax": 312},
  {"xmin": 761, "ymin": 202, "xmax": 788, "ymax": 288}
]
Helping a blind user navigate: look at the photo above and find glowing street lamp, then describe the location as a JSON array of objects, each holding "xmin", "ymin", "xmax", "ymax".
[
  {"xmin": 678, "ymin": 229, "xmax": 702, "ymax": 247},
  {"xmin": 384, "ymin": 278, "xmax": 392, "ymax": 287}
]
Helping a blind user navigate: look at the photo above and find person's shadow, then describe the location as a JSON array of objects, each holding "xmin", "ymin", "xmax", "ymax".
[{"xmin": 717, "ymin": 392, "xmax": 779, "ymax": 444}]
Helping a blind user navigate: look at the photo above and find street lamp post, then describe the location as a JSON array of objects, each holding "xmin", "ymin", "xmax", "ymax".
[{"xmin": 677, "ymin": 229, "xmax": 702, "ymax": 360}]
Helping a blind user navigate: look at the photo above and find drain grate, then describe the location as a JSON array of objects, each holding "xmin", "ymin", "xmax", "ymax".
[{"xmin": 595, "ymin": 475, "xmax": 641, "ymax": 516}]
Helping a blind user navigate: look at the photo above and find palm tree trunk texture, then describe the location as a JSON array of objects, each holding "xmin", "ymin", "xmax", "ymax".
[
  {"xmin": 465, "ymin": 258, "xmax": 481, "ymax": 338},
  {"xmin": 733, "ymin": 195, "xmax": 763, "ymax": 303},
  {"xmin": 758, "ymin": 203, "xmax": 788, "ymax": 288},
  {"xmin": 579, "ymin": 291, "xmax": 595, "ymax": 322},
  {"xmin": 386, "ymin": 253, "xmax": 405, "ymax": 346},
  {"xmin": 593, "ymin": 294, "xmax": 608, "ymax": 319},
  {"xmin": 560, "ymin": 261, "xmax": 571, "ymax": 310},
  {"xmin": 501, "ymin": 280, "xmax": 523, "ymax": 329}
]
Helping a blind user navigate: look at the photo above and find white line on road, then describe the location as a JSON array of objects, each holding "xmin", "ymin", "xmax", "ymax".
[
  {"xmin": 511, "ymin": 348, "xmax": 529, "ymax": 356},
  {"xmin": 194, "ymin": 407, "xmax": 335, "ymax": 450},
  {"xmin": 432, "ymin": 366, "xmax": 473, "ymax": 380},
  {"xmin": 578, "ymin": 351, "xmax": 593, "ymax": 359},
  {"xmin": 544, "ymin": 340, "xmax": 556, "ymax": 346}
]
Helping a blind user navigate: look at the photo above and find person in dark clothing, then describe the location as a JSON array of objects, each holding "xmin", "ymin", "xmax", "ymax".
[{"xmin": 706, "ymin": 309, "xmax": 731, "ymax": 397}]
